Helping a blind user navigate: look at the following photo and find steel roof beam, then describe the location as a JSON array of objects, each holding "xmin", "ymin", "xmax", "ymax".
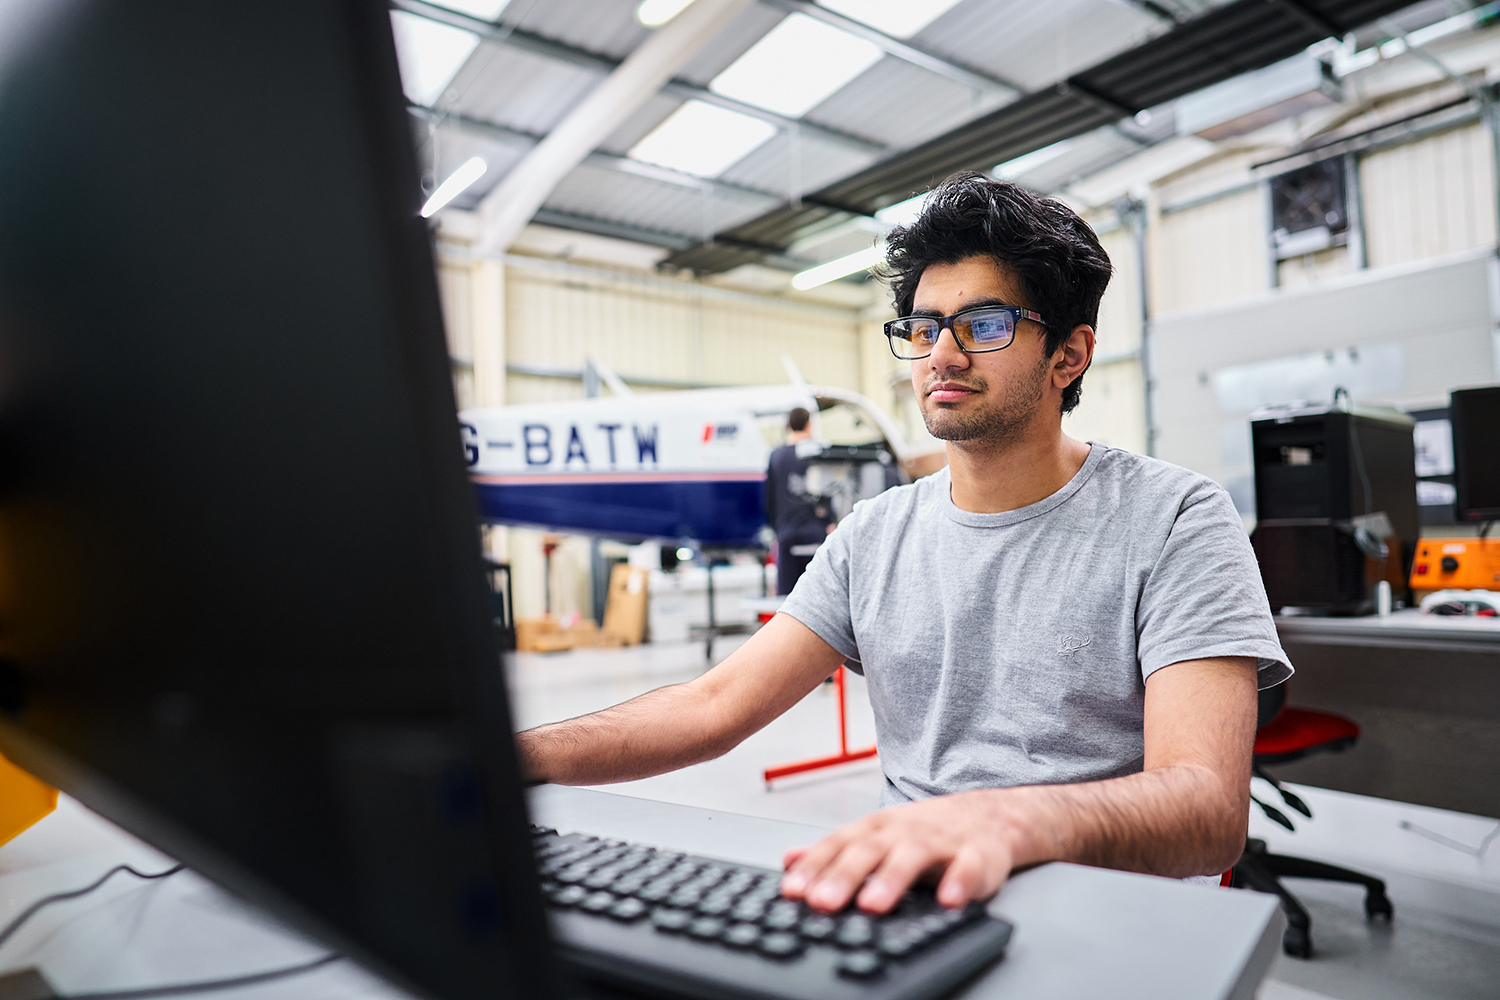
[
  {"xmin": 390, "ymin": 0, "xmax": 887, "ymax": 155},
  {"xmin": 758, "ymin": 0, "xmax": 1021, "ymax": 99}
]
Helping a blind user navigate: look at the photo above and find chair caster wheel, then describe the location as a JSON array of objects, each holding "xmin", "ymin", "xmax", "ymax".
[
  {"xmin": 1281, "ymin": 926, "xmax": 1312, "ymax": 959},
  {"xmin": 1365, "ymin": 891, "xmax": 1393, "ymax": 921}
]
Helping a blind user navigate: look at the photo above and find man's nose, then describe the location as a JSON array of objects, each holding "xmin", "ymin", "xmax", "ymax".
[{"xmin": 928, "ymin": 325, "xmax": 970, "ymax": 371}]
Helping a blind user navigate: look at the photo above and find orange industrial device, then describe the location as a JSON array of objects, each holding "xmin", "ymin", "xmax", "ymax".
[
  {"xmin": 0, "ymin": 753, "xmax": 56, "ymax": 847},
  {"xmin": 1410, "ymin": 537, "xmax": 1500, "ymax": 591}
]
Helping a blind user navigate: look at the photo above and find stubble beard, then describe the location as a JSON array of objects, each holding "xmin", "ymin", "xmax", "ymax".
[{"xmin": 918, "ymin": 355, "xmax": 1051, "ymax": 446}]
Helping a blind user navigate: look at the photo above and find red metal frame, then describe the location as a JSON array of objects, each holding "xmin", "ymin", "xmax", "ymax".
[{"xmin": 763, "ymin": 666, "xmax": 877, "ymax": 785}]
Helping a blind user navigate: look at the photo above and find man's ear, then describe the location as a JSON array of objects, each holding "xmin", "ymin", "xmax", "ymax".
[{"xmin": 1053, "ymin": 324, "xmax": 1095, "ymax": 390}]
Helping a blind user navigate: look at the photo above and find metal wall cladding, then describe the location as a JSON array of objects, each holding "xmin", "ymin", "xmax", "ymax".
[
  {"xmin": 500, "ymin": 260, "xmax": 863, "ymax": 403},
  {"xmin": 1153, "ymin": 185, "xmax": 1269, "ymax": 315},
  {"xmin": 1361, "ymin": 121, "xmax": 1497, "ymax": 270},
  {"xmin": 546, "ymin": 161, "xmax": 779, "ymax": 241}
]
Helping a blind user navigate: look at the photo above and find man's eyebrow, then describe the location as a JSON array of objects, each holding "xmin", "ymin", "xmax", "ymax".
[{"xmin": 907, "ymin": 296, "xmax": 1014, "ymax": 316}]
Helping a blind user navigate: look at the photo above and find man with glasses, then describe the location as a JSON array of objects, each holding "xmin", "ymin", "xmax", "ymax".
[{"xmin": 519, "ymin": 172, "xmax": 1290, "ymax": 914}]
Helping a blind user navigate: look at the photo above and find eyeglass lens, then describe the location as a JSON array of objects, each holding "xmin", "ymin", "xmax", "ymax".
[{"xmin": 890, "ymin": 308, "xmax": 1015, "ymax": 358}]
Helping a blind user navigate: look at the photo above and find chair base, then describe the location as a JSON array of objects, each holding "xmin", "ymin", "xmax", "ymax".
[{"xmin": 1230, "ymin": 838, "xmax": 1393, "ymax": 958}]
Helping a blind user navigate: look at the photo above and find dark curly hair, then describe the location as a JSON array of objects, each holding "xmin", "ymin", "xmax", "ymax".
[{"xmin": 882, "ymin": 172, "xmax": 1112, "ymax": 415}]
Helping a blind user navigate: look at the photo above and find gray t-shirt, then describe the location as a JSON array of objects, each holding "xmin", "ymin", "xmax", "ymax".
[{"xmin": 779, "ymin": 443, "xmax": 1292, "ymax": 809}]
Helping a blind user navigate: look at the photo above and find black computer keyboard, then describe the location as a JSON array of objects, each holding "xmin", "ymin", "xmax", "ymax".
[{"xmin": 532, "ymin": 826, "xmax": 1014, "ymax": 1000}]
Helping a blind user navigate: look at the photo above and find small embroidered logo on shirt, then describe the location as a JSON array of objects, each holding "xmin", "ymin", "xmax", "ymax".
[{"xmin": 1058, "ymin": 635, "xmax": 1092, "ymax": 656}]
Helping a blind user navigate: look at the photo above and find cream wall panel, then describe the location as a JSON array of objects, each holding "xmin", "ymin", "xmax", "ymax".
[
  {"xmin": 1065, "ymin": 358, "xmax": 1147, "ymax": 454},
  {"xmin": 1362, "ymin": 122, "xmax": 1496, "ymax": 269},
  {"xmin": 437, "ymin": 258, "xmax": 475, "ymax": 411},
  {"xmin": 1151, "ymin": 186, "xmax": 1268, "ymax": 314},
  {"xmin": 1095, "ymin": 227, "xmax": 1142, "ymax": 360},
  {"xmin": 502, "ymin": 261, "xmax": 861, "ymax": 395}
]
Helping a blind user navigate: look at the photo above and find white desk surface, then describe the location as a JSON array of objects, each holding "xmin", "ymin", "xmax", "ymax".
[
  {"xmin": 0, "ymin": 787, "xmax": 1283, "ymax": 1000},
  {"xmin": 1275, "ymin": 607, "xmax": 1500, "ymax": 650}
]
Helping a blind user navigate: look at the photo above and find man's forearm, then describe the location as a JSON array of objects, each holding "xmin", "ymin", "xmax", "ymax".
[
  {"xmin": 998, "ymin": 763, "xmax": 1247, "ymax": 878},
  {"xmin": 517, "ymin": 681, "xmax": 738, "ymax": 786}
]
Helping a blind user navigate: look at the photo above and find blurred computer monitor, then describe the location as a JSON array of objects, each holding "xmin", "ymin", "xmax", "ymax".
[
  {"xmin": 0, "ymin": 1, "xmax": 554, "ymax": 997},
  {"xmin": 1451, "ymin": 386, "xmax": 1500, "ymax": 523}
]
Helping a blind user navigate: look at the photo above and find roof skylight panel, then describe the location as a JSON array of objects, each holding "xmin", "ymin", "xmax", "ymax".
[
  {"xmin": 708, "ymin": 12, "xmax": 883, "ymax": 118},
  {"xmin": 388, "ymin": 1, "xmax": 511, "ymax": 107},
  {"xmin": 628, "ymin": 100, "xmax": 778, "ymax": 178},
  {"xmin": 815, "ymin": 0, "xmax": 964, "ymax": 39}
]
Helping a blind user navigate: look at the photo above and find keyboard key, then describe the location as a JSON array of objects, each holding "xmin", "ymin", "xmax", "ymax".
[
  {"xmin": 877, "ymin": 932, "xmax": 916, "ymax": 958},
  {"xmin": 583, "ymin": 870, "xmax": 621, "ymax": 890},
  {"xmin": 835, "ymin": 914, "xmax": 874, "ymax": 949},
  {"xmin": 797, "ymin": 915, "xmax": 836, "ymax": 941},
  {"xmin": 837, "ymin": 950, "xmax": 885, "ymax": 978},
  {"xmin": 729, "ymin": 898, "xmax": 768, "ymax": 923},
  {"xmin": 611, "ymin": 875, "xmax": 647, "ymax": 896},
  {"xmin": 637, "ymin": 881, "xmax": 677, "ymax": 903},
  {"xmin": 650, "ymin": 908, "xmax": 692, "ymax": 933},
  {"xmin": 756, "ymin": 931, "xmax": 804, "ymax": 959},
  {"xmin": 695, "ymin": 894, "xmax": 735, "ymax": 916},
  {"xmin": 722, "ymin": 922, "xmax": 761, "ymax": 949},
  {"xmin": 607, "ymin": 898, "xmax": 648, "ymax": 922},
  {"xmin": 579, "ymin": 891, "xmax": 616, "ymax": 914},
  {"xmin": 667, "ymin": 886, "xmax": 705, "ymax": 908},
  {"xmin": 687, "ymin": 916, "xmax": 726, "ymax": 940},
  {"xmin": 549, "ymin": 885, "xmax": 587, "ymax": 907},
  {"xmin": 762, "ymin": 900, "xmax": 801, "ymax": 930}
]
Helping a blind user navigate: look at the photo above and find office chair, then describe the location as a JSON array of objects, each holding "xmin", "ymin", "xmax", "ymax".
[{"xmin": 1227, "ymin": 684, "xmax": 1393, "ymax": 958}]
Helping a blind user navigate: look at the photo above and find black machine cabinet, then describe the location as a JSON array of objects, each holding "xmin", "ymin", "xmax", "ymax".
[{"xmin": 1249, "ymin": 405, "xmax": 1418, "ymax": 614}]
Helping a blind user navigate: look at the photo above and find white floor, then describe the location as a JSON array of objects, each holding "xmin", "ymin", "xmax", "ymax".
[{"xmin": 509, "ymin": 639, "xmax": 1500, "ymax": 1000}]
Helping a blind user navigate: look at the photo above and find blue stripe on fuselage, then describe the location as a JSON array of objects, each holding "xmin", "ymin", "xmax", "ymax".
[{"xmin": 474, "ymin": 479, "xmax": 764, "ymax": 544}]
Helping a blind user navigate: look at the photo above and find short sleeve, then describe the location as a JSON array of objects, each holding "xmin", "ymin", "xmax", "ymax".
[
  {"xmin": 777, "ymin": 508, "xmax": 861, "ymax": 664},
  {"xmin": 1136, "ymin": 487, "xmax": 1293, "ymax": 689}
]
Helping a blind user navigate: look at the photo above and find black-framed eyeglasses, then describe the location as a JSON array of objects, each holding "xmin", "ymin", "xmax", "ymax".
[{"xmin": 883, "ymin": 304, "xmax": 1046, "ymax": 360}]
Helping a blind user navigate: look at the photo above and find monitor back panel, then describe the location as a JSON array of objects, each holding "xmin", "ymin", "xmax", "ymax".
[{"xmin": 0, "ymin": 2, "xmax": 552, "ymax": 996}]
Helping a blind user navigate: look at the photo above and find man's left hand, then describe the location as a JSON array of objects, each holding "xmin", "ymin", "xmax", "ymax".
[{"xmin": 778, "ymin": 790, "xmax": 1021, "ymax": 914}]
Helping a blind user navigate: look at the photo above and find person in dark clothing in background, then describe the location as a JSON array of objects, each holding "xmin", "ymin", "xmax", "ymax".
[{"xmin": 764, "ymin": 407, "xmax": 832, "ymax": 595}]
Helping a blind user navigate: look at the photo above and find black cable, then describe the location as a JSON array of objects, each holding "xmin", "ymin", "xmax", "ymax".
[
  {"xmin": 56, "ymin": 954, "xmax": 341, "ymax": 999},
  {"xmin": 0, "ymin": 864, "xmax": 185, "ymax": 954},
  {"xmin": 0, "ymin": 862, "xmax": 341, "ymax": 1000}
]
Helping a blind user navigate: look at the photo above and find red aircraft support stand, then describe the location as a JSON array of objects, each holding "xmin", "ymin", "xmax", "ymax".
[{"xmin": 763, "ymin": 664, "xmax": 877, "ymax": 787}]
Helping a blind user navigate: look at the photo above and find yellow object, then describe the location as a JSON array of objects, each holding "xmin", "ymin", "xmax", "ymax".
[
  {"xmin": 1410, "ymin": 537, "xmax": 1500, "ymax": 593},
  {"xmin": 0, "ymin": 752, "xmax": 57, "ymax": 847}
]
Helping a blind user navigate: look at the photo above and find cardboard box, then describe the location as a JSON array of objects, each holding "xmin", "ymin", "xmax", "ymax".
[
  {"xmin": 517, "ymin": 615, "xmax": 604, "ymax": 653},
  {"xmin": 603, "ymin": 564, "xmax": 649, "ymax": 646}
]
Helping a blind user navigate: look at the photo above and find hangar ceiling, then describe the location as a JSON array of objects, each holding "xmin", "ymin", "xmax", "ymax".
[{"xmin": 394, "ymin": 0, "xmax": 1451, "ymax": 277}]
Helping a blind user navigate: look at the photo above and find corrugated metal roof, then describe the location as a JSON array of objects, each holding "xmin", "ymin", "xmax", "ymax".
[
  {"xmin": 396, "ymin": 0, "xmax": 1431, "ymax": 266},
  {"xmin": 504, "ymin": 0, "xmax": 653, "ymax": 61},
  {"xmin": 914, "ymin": 0, "xmax": 1167, "ymax": 90},
  {"xmin": 805, "ymin": 56, "xmax": 1012, "ymax": 150}
]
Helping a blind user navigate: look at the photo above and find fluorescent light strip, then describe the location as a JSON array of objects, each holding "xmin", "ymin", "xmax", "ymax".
[
  {"xmin": 815, "ymin": 0, "xmax": 963, "ymax": 39},
  {"xmin": 709, "ymin": 12, "xmax": 883, "ymax": 118},
  {"xmin": 792, "ymin": 245, "xmax": 885, "ymax": 290},
  {"xmin": 628, "ymin": 100, "xmax": 776, "ymax": 178},
  {"xmin": 637, "ymin": 0, "xmax": 696, "ymax": 27},
  {"xmin": 421, "ymin": 157, "xmax": 488, "ymax": 217}
]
